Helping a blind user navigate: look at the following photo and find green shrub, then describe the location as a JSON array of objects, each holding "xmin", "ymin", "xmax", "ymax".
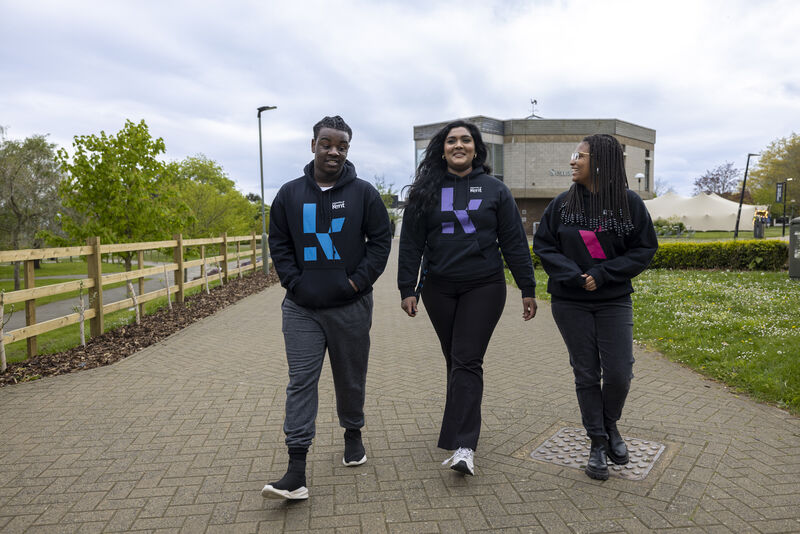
[
  {"xmin": 530, "ymin": 240, "xmax": 788, "ymax": 271},
  {"xmin": 653, "ymin": 216, "xmax": 686, "ymax": 235},
  {"xmin": 649, "ymin": 240, "xmax": 788, "ymax": 270}
]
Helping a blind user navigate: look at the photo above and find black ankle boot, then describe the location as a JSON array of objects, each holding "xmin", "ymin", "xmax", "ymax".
[
  {"xmin": 585, "ymin": 437, "xmax": 609, "ymax": 480},
  {"xmin": 606, "ymin": 426, "xmax": 629, "ymax": 465}
]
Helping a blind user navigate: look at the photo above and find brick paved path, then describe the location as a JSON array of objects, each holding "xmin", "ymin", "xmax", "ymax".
[{"xmin": 2, "ymin": 245, "xmax": 799, "ymax": 533}]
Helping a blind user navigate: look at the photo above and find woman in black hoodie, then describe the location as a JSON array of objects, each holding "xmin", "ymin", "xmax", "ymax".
[
  {"xmin": 398, "ymin": 120, "xmax": 537, "ymax": 476},
  {"xmin": 533, "ymin": 134, "xmax": 658, "ymax": 481}
]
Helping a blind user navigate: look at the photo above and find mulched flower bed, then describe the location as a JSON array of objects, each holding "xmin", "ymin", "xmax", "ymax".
[{"xmin": 1, "ymin": 269, "xmax": 279, "ymax": 386}]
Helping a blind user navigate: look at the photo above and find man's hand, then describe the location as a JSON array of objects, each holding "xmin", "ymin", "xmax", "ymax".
[
  {"xmin": 349, "ymin": 279, "xmax": 359, "ymax": 292},
  {"xmin": 522, "ymin": 297, "xmax": 537, "ymax": 321},
  {"xmin": 401, "ymin": 296, "xmax": 418, "ymax": 317},
  {"xmin": 581, "ymin": 274, "xmax": 597, "ymax": 291}
]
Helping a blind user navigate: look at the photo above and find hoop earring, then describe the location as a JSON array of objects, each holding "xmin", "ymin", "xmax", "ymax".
[
  {"xmin": 473, "ymin": 154, "xmax": 477, "ymax": 159},
  {"xmin": 442, "ymin": 155, "xmax": 445, "ymax": 160}
]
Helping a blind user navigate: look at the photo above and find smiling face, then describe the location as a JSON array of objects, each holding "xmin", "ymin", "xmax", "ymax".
[
  {"xmin": 311, "ymin": 127, "xmax": 350, "ymax": 183},
  {"xmin": 443, "ymin": 126, "xmax": 475, "ymax": 176},
  {"xmin": 570, "ymin": 141, "xmax": 593, "ymax": 190}
]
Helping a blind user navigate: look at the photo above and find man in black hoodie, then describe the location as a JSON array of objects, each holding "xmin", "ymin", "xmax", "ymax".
[{"xmin": 262, "ymin": 116, "xmax": 391, "ymax": 500}]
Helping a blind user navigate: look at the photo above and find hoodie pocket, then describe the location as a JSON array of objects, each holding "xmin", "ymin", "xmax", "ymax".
[{"xmin": 292, "ymin": 268, "xmax": 355, "ymax": 308}]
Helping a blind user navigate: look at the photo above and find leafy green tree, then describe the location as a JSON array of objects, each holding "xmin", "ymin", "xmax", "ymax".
[
  {"xmin": 170, "ymin": 155, "xmax": 259, "ymax": 238},
  {"xmin": 0, "ymin": 130, "xmax": 63, "ymax": 289},
  {"xmin": 749, "ymin": 133, "xmax": 800, "ymax": 216},
  {"xmin": 246, "ymin": 193, "xmax": 270, "ymax": 237},
  {"xmin": 57, "ymin": 119, "xmax": 191, "ymax": 270},
  {"xmin": 373, "ymin": 174, "xmax": 399, "ymax": 235}
]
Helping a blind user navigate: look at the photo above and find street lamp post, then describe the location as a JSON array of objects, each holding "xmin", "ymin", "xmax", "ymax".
[
  {"xmin": 782, "ymin": 178, "xmax": 794, "ymax": 237},
  {"xmin": 734, "ymin": 152, "xmax": 759, "ymax": 239},
  {"xmin": 634, "ymin": 172, "xmax": 644, "ymax": 192},
  {"xmin": 257, "ymin": 105, "xmax": 276, "ymax": 274}
]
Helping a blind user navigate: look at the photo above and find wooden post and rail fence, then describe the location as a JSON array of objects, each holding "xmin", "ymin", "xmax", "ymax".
[{"xmin": 0, "ymin": 233, "xmax": 269, "ymax": 367}]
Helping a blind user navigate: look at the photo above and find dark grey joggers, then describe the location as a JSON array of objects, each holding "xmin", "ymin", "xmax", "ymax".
[{"xmin": 281, "ymin": 293, "xmax": 373, "ymax": 449}]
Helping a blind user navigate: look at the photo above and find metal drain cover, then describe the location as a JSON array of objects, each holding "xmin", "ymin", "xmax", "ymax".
[{"xmin": 530, "ymin": 427, "xmax": 665, "ymax": 480}]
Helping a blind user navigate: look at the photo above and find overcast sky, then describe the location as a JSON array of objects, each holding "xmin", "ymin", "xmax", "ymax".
[{"xmin": 2, "ymin": 0, "xmax": 798, "ymax": 203}]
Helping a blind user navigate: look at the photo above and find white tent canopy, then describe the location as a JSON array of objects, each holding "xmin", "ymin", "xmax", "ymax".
[{"xmin": 643, "ymin": 192, "xmax": 756, "ymax": 231}]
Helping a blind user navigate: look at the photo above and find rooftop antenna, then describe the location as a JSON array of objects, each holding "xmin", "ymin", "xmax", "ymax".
[{"xmin": 527, "ymin": 99, "xmax": 543, "ymax": 119}]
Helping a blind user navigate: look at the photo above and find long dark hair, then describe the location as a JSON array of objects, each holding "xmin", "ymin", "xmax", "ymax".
[
  {"xmin": 560, "ymin": 134, "xmax": 634, "ymax": 236},
  {"xmin": 405, "ymin": 120, "xmax": 491, "ymax": 218}
]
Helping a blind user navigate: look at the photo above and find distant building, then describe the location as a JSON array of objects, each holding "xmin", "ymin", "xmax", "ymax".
[{"xmin": 413, "ymin": 116, "xmax": 656, "ymax": 234}]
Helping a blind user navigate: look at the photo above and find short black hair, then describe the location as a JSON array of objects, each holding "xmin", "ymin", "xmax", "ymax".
[{"xmin": 313, "ymin": 116, "xmax": 352, "ymax": 141}]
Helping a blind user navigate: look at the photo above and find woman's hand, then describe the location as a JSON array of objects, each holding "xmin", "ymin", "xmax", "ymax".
[
  {"xmin": 522, "ymin": 297, "xmax": 537, "ymax": 321},
  {"xmin": 581, "ymin": 274, "xmax": 597, "ymax": 291},
  {"xmin": 401, "ymin": 296, "xmax": 418, "ymax": 317}
]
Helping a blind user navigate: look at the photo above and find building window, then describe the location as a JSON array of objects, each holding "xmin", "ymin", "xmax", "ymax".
[
  {"xmin": 415, "ymin": 147, "xmax": 426, "ymax": 170},
  {"xmin": 487, "ymin": 143, "xmax": 504, "ymax": 180},
  {"xmin": 645, "ymin": 149, "xmax": 651, "ymax": 191}
]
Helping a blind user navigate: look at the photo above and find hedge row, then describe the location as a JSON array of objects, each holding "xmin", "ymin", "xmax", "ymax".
[
  {"xmin": 528, "ymin": 240, "xmax": 789, "ymax": 271},
  {"xmin": 648, "ymin": 240, "xmax": 788, "ymax": 270}
]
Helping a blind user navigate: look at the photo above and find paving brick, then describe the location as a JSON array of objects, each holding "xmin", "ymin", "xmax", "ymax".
[{"xmin": 1, "ymin": 246, "xmax": 799, "ymax": 533}]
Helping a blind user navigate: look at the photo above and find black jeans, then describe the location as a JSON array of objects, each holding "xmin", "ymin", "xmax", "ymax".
[
  {"xmin": 551, "ymin": 296, "xmax": 634, "ymax": 439},
  {"xmin": 422, "ymin": 274, "xmax": 506, "ymax": 450}
]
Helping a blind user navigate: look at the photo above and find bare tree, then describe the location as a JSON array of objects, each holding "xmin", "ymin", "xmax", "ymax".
[
  {"xmin": 693, "ymin": 162, "xmax": 741, "ymax": 196},
  {"xmin": 653, "ymin": 177, "xmax": 676, "ymax": 196}
]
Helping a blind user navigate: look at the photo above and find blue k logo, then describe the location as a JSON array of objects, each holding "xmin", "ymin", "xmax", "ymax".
[{"xmin": 303, "ymin": 203, "xmax": 345, "ymax": 261}]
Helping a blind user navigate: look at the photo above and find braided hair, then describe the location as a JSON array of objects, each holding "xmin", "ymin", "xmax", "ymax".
[
  {"xmin": 313, "ymin": 115, "xmax": 352, "ymax": 140},
  {"xmin": 559, "ymin": 134, "xmax": 634, "ymax": 236},
  {"xmin": 405, "ymin": 120, "xmax": 491, "ymax": 219}
]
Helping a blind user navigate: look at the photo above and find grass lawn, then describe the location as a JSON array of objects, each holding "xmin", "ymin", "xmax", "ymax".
[
  {"xmin": 1, "ymin": 280, "xmax": 224, "ymax": 364},
  {"xmin": 0, "ymin": 259, "xmax": 127, "ymax": 279},
  {"xmin": 660, "ymin": 226, "xmax": 787, "ymax": 241},
  {"xmin": 508, "ymin": 267, "xmax": 800, "ymax": 414}
]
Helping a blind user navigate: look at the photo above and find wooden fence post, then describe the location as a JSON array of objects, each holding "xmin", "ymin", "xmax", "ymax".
[
  {"xmin": 250, "ymin": 231, "xmax": 257, "ymax": 273},
  {"xmin": 221, "ymin": 233, "xmax": 229, "ymax": 283},
  {"xmin": 87, "ymin": 236, "xmax": 104, "ymax": 337},
  {"xmin": 24, "ymin": 259, "xmax": 37, "ymax": 358},
  {"xmin": 173, "ymin": 234, "xmax": 185, "ymax": 304},
  {"xmin": 137, "ymin": 250, "xmax": 145, "ymax": 319},
  {"xmin": 236, "ymin": 241, "xmax": 241, "ymax": 279}
]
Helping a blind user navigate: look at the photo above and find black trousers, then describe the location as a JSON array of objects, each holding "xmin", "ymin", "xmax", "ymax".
[
  {"xmin": 551, "ymin": 296, "xmax": 634, "ymax": 439},
  {"xmin": 422, "ymin": 274, "xmax": 506, "ymax": 450}
]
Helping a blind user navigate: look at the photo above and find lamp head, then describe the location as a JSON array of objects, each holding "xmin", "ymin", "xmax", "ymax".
[{"xmin": 257, "ymin": 105, "xmax": 277, "ymax": 115}]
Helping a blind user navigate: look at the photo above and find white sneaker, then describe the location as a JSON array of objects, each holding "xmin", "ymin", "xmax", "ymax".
[
  {"xmin": 442, "ymin": 447, "xmax": 474, "ymax": 476},
  {"xmin": 261, "ymin": 483, "xmax": 309, "ymax": 500}
]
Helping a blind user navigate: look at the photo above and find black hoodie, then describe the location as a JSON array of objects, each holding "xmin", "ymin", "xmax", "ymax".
[
  {"xmin": 397, "ymin": 168, "xmax": 535, "ymax": 299},
  {"xmin": 533, "ymin": 186, "xmax": 658, "ymax": 301},
  {"xmin": 268, "ymin": 160, "xmax": 392, "ymax": 309}
]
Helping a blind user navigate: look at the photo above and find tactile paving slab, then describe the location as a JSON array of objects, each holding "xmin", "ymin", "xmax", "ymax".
[{"xmin": 530, "ymin": 427, "xmax": 665, "ymax": 480}]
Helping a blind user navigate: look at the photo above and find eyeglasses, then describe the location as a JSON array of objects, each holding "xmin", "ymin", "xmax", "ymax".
[{"xmin": 570, "ymin": 152, "xmax": 590, "ymax": 161}]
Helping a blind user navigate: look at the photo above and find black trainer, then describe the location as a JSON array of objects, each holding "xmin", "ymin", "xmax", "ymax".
[
  {"xmin": 342, "ymin": 428, "xmax": 367, "ymax": 466},
  {"xmin": 262, "ymin": 449, "xmax": 308, "ymax": 500}
]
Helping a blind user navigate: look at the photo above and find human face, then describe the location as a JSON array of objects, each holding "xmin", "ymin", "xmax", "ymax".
[
  {"xmin": 312, "ymin": 127, "xmax": 350, "ymax": 182},
  {"xmin": 570, "ymin": 141, "xmax": 592, "ymax": 189},
  {"xmin": 443, "ymin": 126, "xmax": 476, "ymax": 176}
]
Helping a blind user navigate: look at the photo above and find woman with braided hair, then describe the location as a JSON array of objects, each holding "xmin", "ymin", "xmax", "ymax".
[{"xmin": 533, "ymin": 134, "xmax": 658, "ymax": 480}]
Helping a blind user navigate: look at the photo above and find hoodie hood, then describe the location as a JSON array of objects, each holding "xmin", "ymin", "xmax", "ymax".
[{"xmin": 303, "ymin": 160, "xmax": 357, "ymax": 190}]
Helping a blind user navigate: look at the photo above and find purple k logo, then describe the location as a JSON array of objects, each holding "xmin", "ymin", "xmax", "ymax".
[{"xmin": 441, "ymin": 187, "xmax": 482, "ymax": 234}]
